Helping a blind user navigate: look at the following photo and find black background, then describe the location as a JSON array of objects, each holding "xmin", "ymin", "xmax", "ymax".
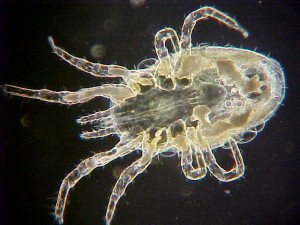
[{"xmin": 0, "ymin": 1, "xmax": 299, "ymax": 225}]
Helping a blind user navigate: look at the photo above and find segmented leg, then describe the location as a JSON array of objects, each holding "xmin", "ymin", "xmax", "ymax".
[
  {"xmin": 3, "ymin": 84, "xmax": 135, "ymax": 105},
  {"xmin": 80, "ymin": 126, "xmax": 116, "ymax": 139},
  {"xmin": 54, "ymin": 135, "xmax": 142, "ymax": 224},
  {"xmin": 77, "ymin": 108, "xmax": 113, "ymax": 125},
  {"xmin": 105, "ymin": 150, "xmax": 153, "ymax": 225},
  {"xmin": 203, "ymin": 138, "xmax": 244, "ymax": 182},
  {"xmin": 48, "ymin": 37, "xmax": 130, "ymax": 79},
  {"xmin": 180, "ymin": 6, "xmax": 248, "ymax": 51},
  {"xmin": 154, "ymin": 28, "xmax": 180, "ymax": 60},
  {"xmin": 154, "ymin": 28, "xmax": 181, "ymax": 80},
  {"xmin": 181, "ymin": 146, "xmax": 207, "ymax": 180}
]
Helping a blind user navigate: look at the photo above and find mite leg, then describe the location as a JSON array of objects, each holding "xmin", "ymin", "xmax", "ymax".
[
  {"xmin": 3, "ymin": 84, "xmax": 135, "ymax": 105},
  {"xmin": 80, "ymin": 127, "xmax": 117, "ymax": 139},
  {"xmin": 77, "ymin": 108, "xmax": 113, "ymax": 125},
  {"xmin": 154, "ymin": 28, "xmax": 180, "ymax": 60},
  {"xmin": 48, "ymin": 37, "xmax": 130, "ymax": 79},
  {"xmin": 105, "ymin": 150, "xmax": 152, "ymax": 225},
  {"xmin": 154, "ymin": 28, "xmax": 181, "ymax": 82},
  {"xmin": 181, "ymin": 146, "xmax": 207, "ymax": 180},
  {"xmin": 54, "ymin": 135, "xmax": 143, "ymax": 224},
  {"xmin": 203, "ymin": 138, "xmax": 244, "ymax": 182},
  {"xmin": 180, "ymin": 6, "xmax": 248, "ymax": 51}
]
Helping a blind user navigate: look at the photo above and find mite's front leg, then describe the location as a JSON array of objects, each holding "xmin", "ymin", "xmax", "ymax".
[
  {"xmin": 48, "ymin": 37, "xmax": 130, "ymax": 79},
  {"xmin": 180, "ymin": 6, "xmax": 248, "ymax": 51}
]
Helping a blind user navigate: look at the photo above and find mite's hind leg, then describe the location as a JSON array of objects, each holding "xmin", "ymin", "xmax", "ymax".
[
  {"xmin": 203, "ymin": 138, "xmax": 245, "ymax": 182},
  {"xmin": 181, "ymin": 145, "xmax": 207, "ymax": 180},
  {"xmin": 48, "ymin": 37, "xmax": 130, "ymax": 79},
  {"xmin": 105, "ymin": 150, "xmax": 152, "ymax": 225},
  {"xmin": 54, "ymin": 135, "xmax": 142, "ymax": 224},
  {"xmin": 180, "ymin": 6, "xmax": 248, "ymax": 50},
  {"xmin": 3, "ymin": 84, "xmax": 135, "ymax": 105}
]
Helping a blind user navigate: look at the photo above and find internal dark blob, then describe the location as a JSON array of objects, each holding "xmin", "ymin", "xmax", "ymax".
[{"xmin": 112, "ymin": 83, "xmax": 226, "ymax": 137}]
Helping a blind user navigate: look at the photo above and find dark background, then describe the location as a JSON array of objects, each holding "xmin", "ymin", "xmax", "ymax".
[{"xmin": 0, "ymin": 1, "xmax": 299, "ymax": 225}]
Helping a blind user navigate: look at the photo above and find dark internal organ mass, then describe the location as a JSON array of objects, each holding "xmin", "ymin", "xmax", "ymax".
[{"xmin": 113, "ymin": 83, "xmax": 226, "ymax": 138}]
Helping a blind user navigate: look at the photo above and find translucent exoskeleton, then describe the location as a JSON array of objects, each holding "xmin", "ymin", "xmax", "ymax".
[{"xmin": 3, "ymin": 6, "xmax": 286, "ymax": 225}]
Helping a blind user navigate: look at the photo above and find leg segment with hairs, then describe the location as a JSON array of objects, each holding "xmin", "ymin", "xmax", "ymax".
[
  {"xmin": 105, "ymin": 151, "xmax": 152, "ymax": 225},
  {"xmin": 203, "ymin": 138, "xmax": 244, "ymax": 182},
  {"xmin": 154, "ymin": 28, "xmax": 181, "ymax": 81},
  {"xmin": 3, "ymin": 84, "xmax": 135, "ymax": 105},
  {"xmin": 77, "ymin": 107, "xmax": 114, "ymax": 125},
  {"xmin": 80, "ymin": 126, "xmax": 119, "ymax": 139},
  {"xmin": 54, "ymin": 135, "xmax": 142, "ymax": 224},
  {"xmin": 48, "ymin": 37, "xmax": 129, "ymax": 79},
  {"xmin": 155, "ymin": 28, "xmax": 181, "ymax": 60},
  {"xmin": 181, "ymin": 146, "xmax": 207, "ymax": 180},
  {"xmin": 180, "ymin": 6, "xmax": 249, "ymax": 51}
]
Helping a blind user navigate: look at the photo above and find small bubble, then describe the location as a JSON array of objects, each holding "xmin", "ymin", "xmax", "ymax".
[
  {"xmin": 224, "ymin": 189, "xmax": 231, "ymax": 195},
  {"xmin": 129, "ymin": 0, "xmax": 146, "ymax": 8},
  {"xmin": 20, "ymin": 114, "xmax": 31, "ymax": 128},
  {"xmin": 103, "ymin": 13, "xmax": 121, "ymax": 33},
  {"xmin": 90, "ymin": 44, "xmax": 106, "ymax": 59},
  {"xmin": 180, "ymin": 185, "xmax": 193, "ymax": 197},
  {"xmin": 103, "ymin": 19, "xmax": 117, "ymax": 32},
  {"xmin": 234, "ymin": 99, "xmax": 243, "ymax": 108},
  {"xmin": 285, "ymin": 140, "xmax": 294, "ymax": 153},
  {"xmin": 225, "ymin": 100, "xmax": 232, "ymax": 108}
]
